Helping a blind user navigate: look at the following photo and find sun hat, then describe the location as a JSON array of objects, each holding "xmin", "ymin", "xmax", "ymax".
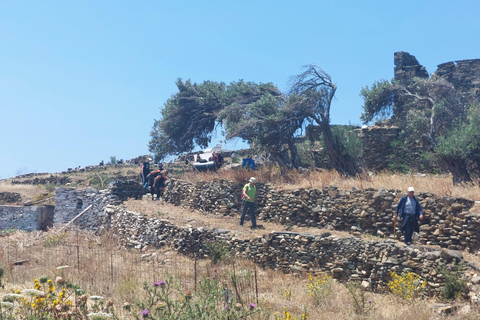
[
  {"xmin": 249, "ymin": 177, "xmax": 256, "ymax": 184},
  {"xmin": 407, "ymin": 187, "xmax": 415, "ymax": 192}
]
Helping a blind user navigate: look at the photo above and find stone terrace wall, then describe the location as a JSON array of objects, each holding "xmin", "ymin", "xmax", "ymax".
[
  {"xmin": 53, "ymin": 180, "xmax": 144, "ymax": 232},
  {"xmin": 0, "ymin": 205, "xmax": 54, "ymax": 231},
  {"xmin": 161, "ymin": 179, "xmax": 479, "ymax": 252},
  {"xmin": 106, "ymin": 206, "xmax": 475, "ymax": 295},
  {"xmin": 52, "ymin": 179, "xmax": 480, "ymax": 252}
]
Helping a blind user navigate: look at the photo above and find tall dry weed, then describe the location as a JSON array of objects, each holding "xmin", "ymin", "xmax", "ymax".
[{"xmin": 180, "ymin": 166, "xmax": 480, "ymax": 200}]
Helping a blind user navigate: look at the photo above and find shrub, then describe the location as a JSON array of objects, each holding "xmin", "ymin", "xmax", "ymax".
[
  {"xmin": 388, "ymin": 271, "xmax": 426, "ymax": 300},
  {"xmin": 306, "ymin": 274, "xmax": 332, "ymax": 305},
  {"xmin": 44, "ymin": 183, "xmax": 55, "ymax": 192},
  {"xmin": 205, "ymin": 238, "xmax": 231, "ymax": 265},
  {"xmin": 133, "ymin": 273, "xmax": 264, "ymax": 320},
  {"xmin": 437, "ymin": 261, "xmax": 466, "ymax": 300},
  {"xmin": 42, "ymin": 232, "xmax": 68, "ymax": 247},
  {"xmin": 88, "ymin": 173, "xmax": 114, "ymax": 190},
  {"xmin": 0, "ymin": 263, "xmax": 4, "ymax": 289},
  {"xmin": 274, "ymin": 306, "xmax": 308, "ymax": 320},
  {"xmin": 2, "ymin": 275, "xmax": 114, "ymax": 320}
]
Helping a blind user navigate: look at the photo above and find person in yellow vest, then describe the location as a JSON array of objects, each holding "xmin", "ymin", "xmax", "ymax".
[{"xmin": 240, "ymin": 177, "xmax": 257, "ymax": 229}]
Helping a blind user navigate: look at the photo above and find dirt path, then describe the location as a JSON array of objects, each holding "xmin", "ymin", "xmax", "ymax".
[{"xmin": 123, "ymin": 197, "xmax": 371, "ymax": 240}]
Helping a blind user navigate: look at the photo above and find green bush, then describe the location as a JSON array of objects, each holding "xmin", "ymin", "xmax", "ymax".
[
  {"xmin": 205, "ymin": 238, "xmax": 231, "ymax": 265},
  {"xmin": 44, "ymin": 183, "xmax": 55, "ymax": 193},
  {"xmin": 134, "ymin": 273, "xmax": 264, "ymax": 320},
  {"xmin": 437, "ymin": 261, "xmax": 466, "ymax": 300}
]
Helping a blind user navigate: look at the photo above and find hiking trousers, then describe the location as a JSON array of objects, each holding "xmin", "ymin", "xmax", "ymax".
[{"xmin": 240, "ymin": 201, "xmax": 256, "ymax": 227}]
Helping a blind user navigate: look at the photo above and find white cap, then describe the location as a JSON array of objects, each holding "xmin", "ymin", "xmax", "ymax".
[
  {"xmin": 407, "ymin": 187, "xmax": 415, "ymax": 192},
  {"xmin": 249, "ymin": 177, "xmax": 256, "ymax": 184}
]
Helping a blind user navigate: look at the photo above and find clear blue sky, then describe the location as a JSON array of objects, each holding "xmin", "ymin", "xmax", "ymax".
[{"xmin": 1, "ymin": 1, "xmax": 479, "ymax": 179}]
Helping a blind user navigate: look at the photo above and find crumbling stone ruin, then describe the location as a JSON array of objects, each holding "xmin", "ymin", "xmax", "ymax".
[{"xmin": 356, "ymin": 52, "xmax": 480, "ymax": 172}]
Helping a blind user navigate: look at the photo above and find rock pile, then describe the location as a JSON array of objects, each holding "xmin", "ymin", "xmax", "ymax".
[{"xmin": 0, "ymin": 191, "xmax": 21, "ymax": 204}]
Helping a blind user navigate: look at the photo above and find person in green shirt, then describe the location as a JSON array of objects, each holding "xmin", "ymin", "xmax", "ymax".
[{"xmin": 240, "ymin": 177, "xmax": 257, "ymax": 229}]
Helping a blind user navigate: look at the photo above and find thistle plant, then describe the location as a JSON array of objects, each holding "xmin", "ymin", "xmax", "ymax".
[
  {"xmin": 204, "ymin": 238, "xmax": 232, "ymax": 265},
  {"xmin": 345, "ymin": 280, "xmax": 375, "ymax": 315},
  {"xmin": 133, "ymin": 272, "xmax": 264, "ymax": 320},
  {"xmin": 437, "ymin": 261, "xmax": 466, "ymax": 300}
]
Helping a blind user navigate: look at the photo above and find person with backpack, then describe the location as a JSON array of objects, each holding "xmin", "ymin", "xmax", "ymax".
[
  {"xmin": 152, "ymin": 170, "xmax": 169, "ymax": 201},
  {"xmin": 240, "ymin": 177, "xmax": 257, "ymax": 229},
  {"xmin": 140, "ymin": 158, "xmax": 152, "ymax": 188},
  {"xmin": 146, "ymin": 163, "xmax": 163, "ymax": 197},
  {"xmin": 394, "ymin": 186, "xmax": 424, "ymax": 246}
]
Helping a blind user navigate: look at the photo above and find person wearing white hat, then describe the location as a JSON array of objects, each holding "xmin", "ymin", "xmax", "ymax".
[
  {"xmin": 240, "ymin": 177, "xmax": 257, "ymax": 229},
  {"xmin": 394, "ymin": 186, "xmax": 424, "ymax": 246}
]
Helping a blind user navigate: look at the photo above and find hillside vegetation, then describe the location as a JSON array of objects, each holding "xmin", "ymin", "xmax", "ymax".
[{"xmin": 2, "ymin": 163, "xmax": 480, "ymax": 319}]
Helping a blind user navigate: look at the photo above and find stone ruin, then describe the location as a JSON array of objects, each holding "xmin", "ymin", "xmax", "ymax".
[{"xmin": 355, "ymin": 51, "xmax": 480, "ymax": 173}]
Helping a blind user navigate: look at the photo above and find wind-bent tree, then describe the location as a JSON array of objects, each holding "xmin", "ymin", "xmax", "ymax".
[
  {"xmin": 150, "ymin": 67, "xmax": 361, "ymax": 174},
  {"xmin": 218, "ymin": 86, "xmax": 304, "ymax": 168},
  {"xmin": 148, "ymin": 79, "xmax": 227, "ymax": 160},
  {"xmin": 288, "ymin": 65, "xmax": 361, "ymax": 176},
  {"xmin": 149, "ymin": 79, "xmax": 284, "ymax": 162},
  {"xmin": 360, "ymin": 75, "xmax": 473, "ymax": 183}
]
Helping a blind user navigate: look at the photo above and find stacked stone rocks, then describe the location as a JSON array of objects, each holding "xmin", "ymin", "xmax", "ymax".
[
  {"xmin": 54, "ymin": 187, "xmax": 118, "ymax": 233},
  {"xmin": 55, "ymin": 179, "xmax": 480, "ymax": 253},
  {"xmin": 355, "ymin": 124, "xmax": 400, "ymax": 172},
  {"xmin": 106, "ymin": 206, "xmax": 480, "ymax": 299}
]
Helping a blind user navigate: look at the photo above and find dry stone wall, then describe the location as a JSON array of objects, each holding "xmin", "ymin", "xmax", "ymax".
[
  {"xmin": 355, "ymin": 124, "xmax": 400, "ymax": 171},
  {"xmin": 106, "ymin": 206, "xmax": 477, "ymax": 296},
  {"xmin": 54, "ymin": 187, "xmax": 117, "ymax": 233},
  {"xmin": 52, "ymin": 179, "xmax": 480, "ymax": 253},
  {"xmin": 35, "ymin": 179, "xmax": 480, "ymax": 300},
  {"xmin": 160, "ymin": 179, "xmax": 479, "ymax": 252},
  {"xmin": 0, "ymin": 205, "xmax": 54, "ymax": 231}
]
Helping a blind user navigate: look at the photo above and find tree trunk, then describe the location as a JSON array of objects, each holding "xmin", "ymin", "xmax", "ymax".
[
  {"xmin": 269, "ymin": 149, "xmax": 293, "ymax": 169},
  {"xmin": 322, "ymin": 125, "xmax": 360, "ymax": 176},
  {"xmin": 439, "ymin": 156, "xmax": 472, "ymax": 185},
  {"xmin": 288, "ymin": 141, "xmax": 302, "ymax": 169}
]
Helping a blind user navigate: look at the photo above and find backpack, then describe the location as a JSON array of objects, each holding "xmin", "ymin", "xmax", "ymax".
[{"xmin": 147, "ymin": 170, "xmax": 161, "ymax": 187}]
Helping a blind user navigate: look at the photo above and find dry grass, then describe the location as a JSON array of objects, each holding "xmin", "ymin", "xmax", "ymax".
[
  {"xmin": 1, "ymin": 228, "xmax": 478, "ymax": 319},
  {"xmin": 180, "ymin": 166, "xmax": 480, "ymax": 201},
  {"xmin": 3, "ymin": 165, "xmax": 480, "ymax": 318}
]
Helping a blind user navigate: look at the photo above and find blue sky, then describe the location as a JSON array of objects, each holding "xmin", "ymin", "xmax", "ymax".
[{"xmin": 1, "ymin": 1, "xmax": 479, "ymax": 179}]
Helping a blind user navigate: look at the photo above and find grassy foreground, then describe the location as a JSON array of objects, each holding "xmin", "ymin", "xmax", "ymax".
[{"xmin": 2, "ymin": 166, "xmax": 480, "ymax": 318}]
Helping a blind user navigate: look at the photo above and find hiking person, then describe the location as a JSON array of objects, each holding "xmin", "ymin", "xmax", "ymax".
[
  {"xmin": 140, "ymin": 158, "xmax": 151, "ymax": 188},
  {"xmin": 394, "ymin": 187, "xmax": 424, "ymax": 246},
  {"xmin": 152, "ymin": 170, "xmax": 169, "ymax": 201},
  {"xmin": 240, "ymin": 177, "xmax": 257, "ymax": 229},
  {"xmin": 146, "ymin": 165, "xmax": 163, "ymax": 200}
]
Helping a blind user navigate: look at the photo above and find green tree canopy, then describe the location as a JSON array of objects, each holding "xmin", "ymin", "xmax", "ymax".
[
  {"xmin": 148, "ymin": 79, "xmax": 227, "ymax": 160},
  {"xmin": 360, "ymin": 75, "xmax": 474, "ymax": 183},
  {"xmin": 150, "ymin": 67, "xmax": 362, "ymax": 174}
]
